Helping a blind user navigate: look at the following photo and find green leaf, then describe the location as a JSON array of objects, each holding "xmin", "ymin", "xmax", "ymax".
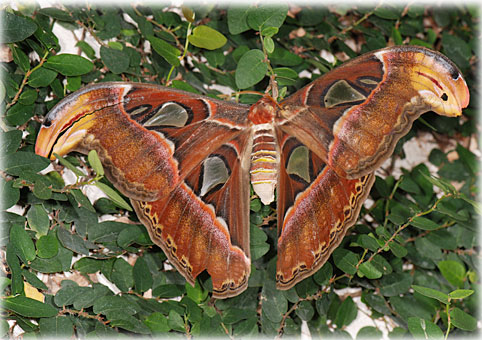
[
  {"xmin": 374, "ymin": 5, "xmax": 402, "ymax": 19},
  {"xmin": 273, "ymin": 67, "xmax": 298, "ymax": 86},
  {"xmin": 170, "ymin": 80, "xmax": 200, "ymax": 93},
  {"xmin": 389, "ymin": 241, "xmax": 408, "ymax": 258},
  {"xmin": 222, "ymin": 308, "xmax": 252, "ymax": 324},
  {"xmin": 36, "ymin": 234, "xmax": 59, "ymax": 259},
  {"xmin": 442, "ymin": 33, "xmax": 471, "ymax": 70},
  {"xmin": 28, "ymin": 67, "xmax": 58, "ymax": 88},
  {"xmin": 66, "ymin": 76, "xmax": 81, "ymax": 92},
  {"xmin": 450, "ymin": 307, "xmax": 477, "ymax": 331},
  {"xmin": 21, "ymin": 269, "xmax": 47, "ymax": 291},
  {"xmin": 88, "ymin": 221, "xmax": 130, "ymax": 243},
  {"xmin": 0, "ymin": 80, "xmax": 4, "ymax": 103},
  {"xmin": 363, "ymin": 292, "xmax": 391, "ymax": 315},
  {"xmin": 410, "ymin": 216, "xmax": 440, "ymax": 230},
  {"xmin": 188, "ymin": 25, "xmax": 227, "ymax": 50},
  {"xmin": 392, "ymin": 27, "xmax": 403, "ymax": 45},
  {"xmin": 415, "ymin": 238, "xmax": 443, "ymax": 260},
  {"xmin": 38, "ymin": 316, "xmax": 74, "ymax": 337},
  {"xmin": 70, "ymin": 189, "xmax": 96, "ymax": 213},
  {"xmin": 108, "ymin": 41, "xmax": 124, "ymax": 50},
  {"xmin": 44, "ymin": 54, "xmax": 94, "ymax": 76},
  {"xmin": 358, "ymin": 261, "xmax": 383, "ymax": 279},
  {"xmin": 11, "ymin": 45, "xmax": 30, "ymax": 72},
  {"xmin": 233, "ymin": 317, "xmax": 258, "ymax": 337},
  {"xmin": 147, "ymin": 35, "xmax": 180, "ymax": 66},
  {"xmin": 57, "ymin": 227, "xmax": 90, "ymax": 255},
  {"xmin": 27, "ymin": 205, "xmax": 50, "ymax": 237},
  {"xmin": 4, "ymin": 296, "xmax": 58, "ymax": 317},
  {"xmin": 407, "ymin": 317, "xmax": 444, "ymax": 339},
  {"xmin": 94, "ymin": 182, "xmax": 132, "ymax": 211},
  {"xmin": 247, "ymin": 5, "xmax": 288, "ymax": 31},
  {"xmin": 33, "ymin": 179, "xmax": 53, "ymax": 200},
  {"xmin": 54, "ymin": 281, "xmax": 93, "ymax": 308},
  {"xmin": 76, "ymin": 41, "xmax": 96, "ymax": 59},
  {"xmin": 411, "ymin": 285, "xmax": 449, "ymax": 305},
  {"xmin": 235, "ymin": 49, "xmax": 267, "ymax": 89},
  {"xmin": 133, "ymin": 257, "xmax": 153, "ymax": 293},
  {"xmin": 420, "ymin": 173, "xmax": 456, "ymax": 194},
  {"xmin": 185, "ymin": 280, "xmax": 207, "ymax": 304},
  {"xmin": 152, "ymin": 284, "xmax": 185, "ymax": 298},
  {"xmin": 332, "ymin": 249, "xmax": 359, "ymax": 275},
  {"xmin": 73, "ymin": 257, "xmax": 103, "ymax": 274},
  {"xmin": 334, "ymin": 296, "xmax": 357, "ymax": 328},
  {"xmin": 29, "ymin": 245, "xmax": 73, "ymax": 273},
  {"xmin": 168, "ymin": 310, "xmax": 185, "ymax": 332},
  {"xmin": 261, "ymin": 26, "xmax": 279, "ymax": 37},
  {"xmin": 313, "ymin": 262, "xmax": 332, "ymax": 286},
  {"xmin": 357, "ymin": 326, "xmax": 383, "ymax": 339},
  {"xmin": 144, "ymin": 312, "xmax": 170, "ymax": 333},
  {"xmin": 93, "ymin": 295, "xmax": 138, "ymax": 319},
  {"xmin": 5, "ymin": 103, "xmax": 35, "ymax": 126},
  {"xmin": 2, "ymin": 151, "xmax": 50, "ymax": 176},
  {"xmin": 437, "ymin": 260, "xmax": 465, "ymax": 287},
  {"xmin": 116, "ymin": 225, "xmax": 142, "ymax": 248},
  {"xmin": 379, "ymin": 273, "xmax": 412, "ymax": 296},
  {"xmin": 6, "ymin": 244, "xmax": 23, "ymax": 295},
  {"xmin": 111, "ymin": 258, "xmax": 134, "ymax": 292},
  {"xmin": 10, "ymin": 224, "xmax": 36, "ymax": 262},
  {"xmin": 100, "ymin": 46, "xmax": 130, "ymax": 74},
  {"xmin": 112, "ymin": 316, "xmax": 152, "ymax": 334},
  {"xmin": 456, "ymin": 143, "xmax": 478, "ymax": 176},
  {"xmin": 264, "ymin": 36, "xmax": 275, "ymax": 54},
  {"xmin": 0, "ymin": 178, "xmax": 20, "ymax": 209},
  {"xmin": 262, "ymin": 280, "xmax": 287, "ymax": 323},
  {"xmin": 54, "ymin": 153, "xmax": 85, "ymax": 177},
  {"xmin": 88, "ymin": 150, "xmax": 104, "ymax": 177},
  {"xmin": 1, "ymin": 11, "xmax": 38, "ymax": 43},
  {"xmin": 227, "ymin": 7, "xmax": 250, "ymax": 34},
  {"xmin": 295, "ymin": 300, "xmax": 315, "ymax": 321},
  {"xmin": 356, "ymin": 234, "xmax": 380, "ymax": 252},
  {"xmin": 0, "ymin": 130, "xmax": 23, "ymax": 154},
  {"xmin": 249, "ymin": 224, "xmax": 269, "ymax": 260},
  {"xmin": 38, "ymin": 7, "xmax": 74, "ymax": 21},
  {"xmin": 448, "ymin": 289, "xmax": 474, "ymax": 300},
  {"xmin": 19, "ymin": 88, "xmax": 38, "ymax": 105}
]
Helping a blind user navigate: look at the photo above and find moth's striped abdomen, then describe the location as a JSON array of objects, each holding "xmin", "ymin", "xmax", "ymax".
[{"xmin": 250, "ymin": 124, "xmax": 279, "ymax": 205}]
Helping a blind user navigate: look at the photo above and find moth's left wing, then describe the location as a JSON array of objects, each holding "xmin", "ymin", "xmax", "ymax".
[
  {"xmin": 35, "ymin": 82, "xmax": 253, "ymax": 298},
  {"xmin": 132, "ymin": 132, "xmax": 253, "ymax": 298}
]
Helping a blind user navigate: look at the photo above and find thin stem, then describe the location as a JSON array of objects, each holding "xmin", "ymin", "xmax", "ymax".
[
  {"xmin": 327, "ymin": 3, "xmax": 382, "ymax": 44},
  {"xmin": 7, "ymin": 50, "xmax": 50, "ymax": 110},
  {"xmin": 445, "ymin": 303, "xmax": 451, "ymax": 340},
  {"xmin": 383, "ymin": 176, "xmax": 403, "ymax": 228},
  {"xmin": 166, "ymin": 21, "xmax": 192, "ymax": 84}
]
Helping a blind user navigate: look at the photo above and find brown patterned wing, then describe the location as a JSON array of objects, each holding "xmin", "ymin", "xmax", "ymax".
[
  {"xmin": 35, "ymin": 82, "xmax": 252, "ymax": 298},
  {"xmin": 132, "ymin": 132, "xmax": 253, "ymax": 298},
  {"xmin": 275, "ymin": 129, "xmax": 375, "ymax": 289},
  {"xmin": 278, "ymin": 45, "xmax": 469, "ymax": 179},
  {"xmin": 273, "ymin": 46, "xmax": 468, "ymax": 289}
]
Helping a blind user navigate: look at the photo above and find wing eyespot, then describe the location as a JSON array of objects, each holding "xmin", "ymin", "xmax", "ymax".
[{"xmin": 441, "ymin": 93, "xmax": 448, "ymax": 101}]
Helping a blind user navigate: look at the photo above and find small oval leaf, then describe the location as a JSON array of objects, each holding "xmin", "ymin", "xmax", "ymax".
[
  {"xmin": 235, "ymin": 49, "xmax": 267, "ymax": 89},
  {"xmin": 44, "ymin": 54, "xmax": 94, "ymax": 76},
  {"xmin": 188, "ymin": 25, "xmax": 227, "ymax": 50}
]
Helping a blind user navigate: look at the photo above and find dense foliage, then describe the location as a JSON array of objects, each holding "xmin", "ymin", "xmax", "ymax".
[{"xmin": 1, "ymin": 3, "xmax": 479, "ymax": 339}]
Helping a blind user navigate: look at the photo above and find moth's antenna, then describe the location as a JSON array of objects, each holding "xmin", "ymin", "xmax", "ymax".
[{"xmin": 267, "ymin": 74, "xmax": 279, "ymax": 100}]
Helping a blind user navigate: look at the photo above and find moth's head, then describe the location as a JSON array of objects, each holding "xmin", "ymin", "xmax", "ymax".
[
  {"xmin": 35, "ymin": 83, "xmax": 128, "ymax": 160},
  {"xmin": 407, "ymin": 47, "xmax": 470, "ymax": 117},
  {"xmin": 35, "ymin": 93, "xmax": 95, "ymax": 160}
]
